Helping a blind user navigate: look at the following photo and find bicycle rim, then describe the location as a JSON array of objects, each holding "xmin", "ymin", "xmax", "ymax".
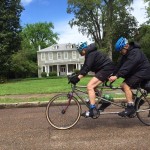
[
  {"xmin": 46, "ymin": 94, "xmax": 81, "ymax": 130},
  {"xmin": 136, "ymin": 98, "xmax": 150, "ymax": 126}
]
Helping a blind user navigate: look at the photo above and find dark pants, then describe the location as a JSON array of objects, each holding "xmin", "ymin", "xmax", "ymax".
[{"xmin": 123, "ymin": 75, "xmax": 143, "ymax": 89}]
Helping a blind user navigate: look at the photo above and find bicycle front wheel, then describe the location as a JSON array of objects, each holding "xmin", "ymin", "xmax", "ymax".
[
  {"xmin": 46, "ymin": 94, "xmax": 81, "ymax": 130},
  {"xmin": 136, "ymin": 98, "xmax": 150, "ymax": 126}
]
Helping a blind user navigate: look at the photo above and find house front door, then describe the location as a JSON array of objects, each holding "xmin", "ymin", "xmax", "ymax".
[{"xmin": 60, "ymin": 65, "xmax": 66, "ymax": 76}]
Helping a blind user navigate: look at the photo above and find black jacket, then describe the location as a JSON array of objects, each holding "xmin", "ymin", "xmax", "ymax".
[
  {"xmin": 115, "ymin": 42, "xmax": 150, "ymax": 79},
  {"xmin": 79, "ymin": 43, "xmax": 114, "ymax": 76}
]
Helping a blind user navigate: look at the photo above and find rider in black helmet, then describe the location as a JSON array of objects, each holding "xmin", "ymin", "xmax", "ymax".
[{"xmin": 70, "ymin": 42, "xmax": 115, "ymax": 118}]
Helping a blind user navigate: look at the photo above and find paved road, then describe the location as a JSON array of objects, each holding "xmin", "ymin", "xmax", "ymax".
[{"xmin": 0, "ymin": 106, "xmax": 150, "ymax": 150}]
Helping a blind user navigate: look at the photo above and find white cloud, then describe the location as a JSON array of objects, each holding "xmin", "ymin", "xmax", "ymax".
[
  {"xmin": 54, "ymin": 20, "xmax": 92, "ymax": 45},
  {"xmin": 21, "ymin": 0, "xmax": 33, "ymax": 6},
  {"xmin": 131, "ymin": 0, "xmax": 148, "ymax": 25}
]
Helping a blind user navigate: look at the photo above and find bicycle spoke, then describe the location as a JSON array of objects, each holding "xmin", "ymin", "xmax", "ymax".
[
  {"xmin": 46, "ymin": 94, "xmax": 81, "ymax": 130},
  {"xmin": 136, "ymin": 98, "xmax": 150, "ymax": 126}
]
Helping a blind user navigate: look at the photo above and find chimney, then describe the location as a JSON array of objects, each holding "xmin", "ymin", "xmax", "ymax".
[{"xmin": 38, "ymin": 45, "xmax": 41, "ymax": 51}]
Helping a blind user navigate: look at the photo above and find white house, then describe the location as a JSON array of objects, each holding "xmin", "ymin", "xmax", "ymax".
[{"xmin": 37, "ymin": 43, "xmax": 85, "ymax": 77}]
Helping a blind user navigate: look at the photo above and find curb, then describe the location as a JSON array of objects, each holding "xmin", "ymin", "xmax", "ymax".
[
  {"xmin": 0, "ymin": 98, "xmax": 126, "ymax": 109},
  {"xmin": 0, "ymin": 101, "xmax": 49, "ymax": 109}
]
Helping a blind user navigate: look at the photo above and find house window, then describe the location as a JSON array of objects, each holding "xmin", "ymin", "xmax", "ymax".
[
  {"xmin": 49, "ymin": 66, "xmax": 53, "ymax": 72},
  {"xmin": 57, "ymin": 52, "xmax": 62, "ymax": 60},
  {"xmin": 41, "ymin": 53, "xmax": 45, "ymax": 61},
  {"xmin": 73, "ymin": 64, "xmax": 76, "ymax": 69},
  {"xmin": 48, "ymin": 52, "xmax": 53, "ymax": 60},
  {"xmin": 64, "ymin": 52, "xmax": 68, "ymax": 59},
  {"xmin": 42, "ymin": 66, "xmax": 46, "ymax": 72},
  {"xmin": 53, "ymin": 45, "xmax": 59, "ymax": 49},
  {"xmin": 72, "ymin": 51, "xmax": 76, "ymax": 59}
]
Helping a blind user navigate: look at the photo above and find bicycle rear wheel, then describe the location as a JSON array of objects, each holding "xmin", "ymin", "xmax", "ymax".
[
  {"xmin": 136, "ymin": 98, "xmax": 150, "ymax": 126},
  {"xmin": 46, "ymin": 93, "xmax": 81, "ymax": 130}
]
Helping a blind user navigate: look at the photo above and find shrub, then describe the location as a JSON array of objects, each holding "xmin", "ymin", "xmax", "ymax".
[
  {"xmin": 73, "ymin": 69, "xmax": 80, "ymax": 74},
  {"xmin": 0, "ymin": 76, "xmax": 7, "ymax": 84},
  {"xmin": 41, "ymin": 72, "xmax": 47, "ymax": 78},
  {"xmin": 49, "ymin": 71, "xmax": 57, "ymax": 76}
]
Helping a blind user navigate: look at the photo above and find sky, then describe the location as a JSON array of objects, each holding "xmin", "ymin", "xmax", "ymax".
[{"xmin": 21, "ymin": 0, "xmax": 148, "ymax": 45}]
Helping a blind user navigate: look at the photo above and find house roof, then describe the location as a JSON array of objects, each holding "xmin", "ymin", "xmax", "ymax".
[{"xmin": 37, "ymin": 43, "xmax": 77, "ymax": 53}]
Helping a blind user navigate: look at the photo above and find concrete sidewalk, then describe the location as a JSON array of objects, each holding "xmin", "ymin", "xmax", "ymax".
[
  {"xmin": 0, "ymin": 98, "xmax": 126, "ymax": 109},
  {"xmin": 0, "ymin": 101, "xmax": 48, "ymax": 109}
]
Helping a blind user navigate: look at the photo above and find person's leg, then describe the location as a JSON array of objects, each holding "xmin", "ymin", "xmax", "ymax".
[
  {"xmin": 87, "ymin": 77, "xmax": 102, "ymax": 105},
  {"xmin": 121, "ymin": 82, "xmax": 133, "ymax": 103},
  {"xmin": 118, "ymin": 76, "xmax": 143, "ymax": 117},
  {"xmin": 81, "ymin": 77, "xmax": 102, "ymax": 118}
]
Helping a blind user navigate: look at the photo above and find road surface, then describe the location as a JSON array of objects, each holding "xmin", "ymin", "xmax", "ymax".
[{"xmin": 0, "ymin": 106, "xmax": 150, "ymax": 150}]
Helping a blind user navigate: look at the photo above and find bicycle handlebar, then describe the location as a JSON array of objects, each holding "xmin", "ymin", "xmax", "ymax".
[
  {"xmin": 67, "ymin": 73, "xmax": 121, "ymax": 90},
  {"xmin": 104, "ymin": 80, "xmax": 120, "ymax": 89}
]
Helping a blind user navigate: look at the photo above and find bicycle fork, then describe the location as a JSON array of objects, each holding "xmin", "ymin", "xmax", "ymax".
[{"xmin": 61, "ymin": 92, "xmax": 73, "ymax": 114}]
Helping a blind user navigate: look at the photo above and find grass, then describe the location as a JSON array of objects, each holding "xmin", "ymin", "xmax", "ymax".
[
  {"xmin": 0, "ymin": 77, "xmax": 123, "ymax": 96},
  {"xmin": 0, "ymin": 77, "xmax": 124, "ymax": 103}
]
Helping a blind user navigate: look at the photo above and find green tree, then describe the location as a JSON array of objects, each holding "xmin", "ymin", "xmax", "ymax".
[
  {"xmin": 11, "ymin": 22, "xmax": 59, "ymax": 78},
  {"xmin": 11, "ymin": 49, "xmax": 37, "ymax": 78},
  {"xmin": 144, "ymin": 0, "xmax": 150, "ymax": 24},
  {"xmin": 67, "ymin": 0, "xmax": 137, "ymax": 59},
  {"xmin": 0, "ymin": 0, "xmax": 23, "ymax": 78},
  {"xmin": 22, "ymin": 22, "xmax": 59, "ymax": 50},
  {"xmin": 134, "ymin": 25, "xmax": 150, "ymax": 60}
]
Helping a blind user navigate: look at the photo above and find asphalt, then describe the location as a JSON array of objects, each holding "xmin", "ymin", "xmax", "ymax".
[{"xmin": 0, "ymin": 106, "xmax": 150, "ymax": 150}]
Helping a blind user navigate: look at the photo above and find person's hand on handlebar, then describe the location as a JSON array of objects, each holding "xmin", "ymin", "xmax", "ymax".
[
  {"xmin": 109, "ymin": 75, "xmax": 118, "ymax": 82},
  {"xmin": 70, "ymin": 74, "xmax": 80, "ymax": 84}
]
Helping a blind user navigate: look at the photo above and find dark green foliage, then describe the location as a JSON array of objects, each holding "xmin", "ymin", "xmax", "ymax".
[
  {"xmin": 0, "ymin": 0, "xmax": 23, "ymax": 77},
  {"xmin": 73, "ymin": 69, "xmax": 80, "ymax": 74},
  {"xmin": 41, "ymin": 72, "xmax": 47, "ymax": 78},
  {"xmin": 134, "ymin": 25, "xmax": 150, "ymax": 60},
  {"xmin": 49, "ymin": 72, "xmax": 57, "ymax": 77}
]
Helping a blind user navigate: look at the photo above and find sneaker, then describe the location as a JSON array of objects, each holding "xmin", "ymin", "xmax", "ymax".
[
  {"xmin": 118, "ymin": 105, "xmax": 135, "ymax": 117},
  {"xmin": 98, "ymin": 102, "xmax": 111, "ymax": 111},
  {"xmin": 81, "ymin": 108, "xmax": 99, "ymax": 118}
]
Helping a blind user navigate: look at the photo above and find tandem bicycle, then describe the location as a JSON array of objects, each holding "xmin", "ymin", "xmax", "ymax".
[{"xmin": 46, "ymin": 75, "xmax": 150, "ymax": 130}]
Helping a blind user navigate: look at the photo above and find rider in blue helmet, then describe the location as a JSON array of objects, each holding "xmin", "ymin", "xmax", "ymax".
[
  {"xmin": 77, "ymin": 42, "xmax": 88, "ymax": 55},
  {"xmin": 115, "ymin": 37, "xmax": 128, "ymax": 52},
  {"xmin": 109, "ymin": 37, "xmax": 150, "ymax": 117}
]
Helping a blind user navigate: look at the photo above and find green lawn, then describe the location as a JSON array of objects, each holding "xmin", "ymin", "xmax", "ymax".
[
  {"xmin": 0, "ymin": 77, "xmax": 123, "ymax": 96},
  {"xmin": 0, "ymin": 77, "xmax": 88, "ymax": 95},
  {"xmin": 0, "ymin": 77, "xmax": 124, "ymax": 103}
]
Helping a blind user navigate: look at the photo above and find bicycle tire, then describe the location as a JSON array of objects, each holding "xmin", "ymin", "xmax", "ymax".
[
  {"xmin": 136, "ymin": 97, "xmax": 150, "ymax": 126},
  {"xmin": 46, "ymin": 93, "xmax": 81, "ymax": 130}
]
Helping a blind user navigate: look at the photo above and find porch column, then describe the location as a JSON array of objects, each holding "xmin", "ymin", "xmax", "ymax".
[
  {"xmin": 66, "ymin": 64, "xmax": 68, "ymax": 75},
  {"xmin": 78, "ymin": 63, "xmax": 81, "ymax": 70},
  {"xmin": 76, "ymin": 63, "xmax": 78, "ymax": 69},
  {"xmin": 57, "ymin": 65, "xmax": 60, "ymax": 76},
  {"xmin": 47, "ymin": 65, "xmax": 49, "ymax": 76}
]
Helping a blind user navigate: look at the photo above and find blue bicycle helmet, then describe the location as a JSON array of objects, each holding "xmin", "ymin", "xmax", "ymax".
[
  {"xmin": 115, "ymin": 37, "xmax": 128, "ymax": 52},
  {"xmin": 77, "ymin": 42, "xmax": 88, "ymax": 54}
]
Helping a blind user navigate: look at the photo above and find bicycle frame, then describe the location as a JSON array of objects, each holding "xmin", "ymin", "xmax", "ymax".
[
  {"xmin": 46, "ymin": 80, "xmax": 150, "ymax": 129},
  {"xmin": 67, "ymin": 83, "xmax": 149, "ymax": 115}
]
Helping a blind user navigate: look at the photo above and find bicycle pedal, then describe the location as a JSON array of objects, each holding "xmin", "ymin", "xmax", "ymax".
[
  {"xmin": 127, "ymin": 114, "xmax": 135, "ymax": 118},
  {"xmin": 81, "ymin": 112, "xmax": 89, "ymax": 118},
  {"xmin": 118, "ymin": 113, "xmax": 127, "ymax": 118}
]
